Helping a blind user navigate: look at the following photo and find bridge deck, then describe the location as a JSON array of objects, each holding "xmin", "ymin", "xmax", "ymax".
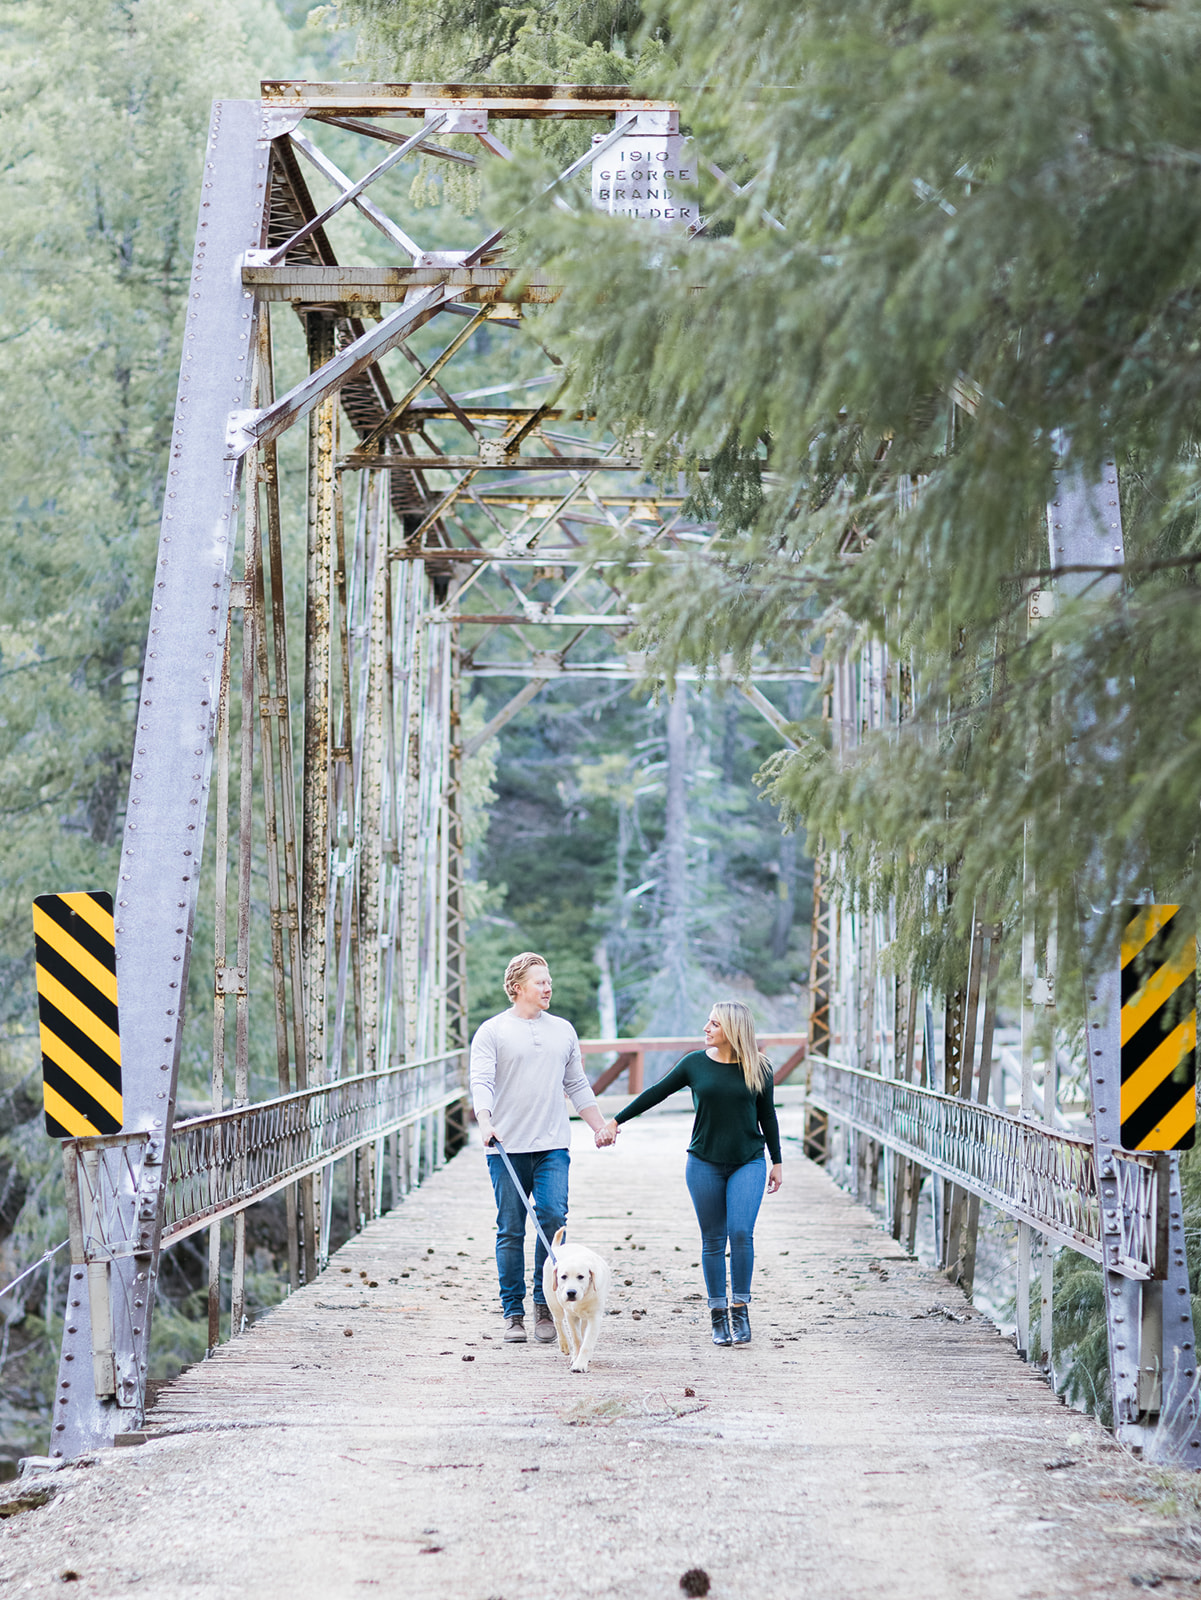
[{"xmin": 4, "ymin": 1109, "xmax": 1197, "ymax": 1597}]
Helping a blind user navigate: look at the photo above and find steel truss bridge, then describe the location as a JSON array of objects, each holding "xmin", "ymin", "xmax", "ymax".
[{"xmin": 47, "ymin": 83, "xmax": 1200, "ymax": 1468}]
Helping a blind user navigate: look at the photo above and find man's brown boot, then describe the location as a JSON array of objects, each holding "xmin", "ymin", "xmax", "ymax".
[
  {"xmin": 533, "ymin": 1305, "xmax": 556, "ymax": 1343},
  {"xmin": 504, "ymin": 1315, "xmax": 527, "ymax": 1343}
]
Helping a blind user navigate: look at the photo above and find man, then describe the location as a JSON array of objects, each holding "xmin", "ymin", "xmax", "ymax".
[{"xmin": 471, "ymin": 951, "xmax": 610, "ymax": 1344}]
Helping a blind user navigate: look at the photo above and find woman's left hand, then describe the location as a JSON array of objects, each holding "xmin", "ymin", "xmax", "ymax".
[{"xmin": 767, "ymin": 1163, "xmax": 783, "ymax": 1194}]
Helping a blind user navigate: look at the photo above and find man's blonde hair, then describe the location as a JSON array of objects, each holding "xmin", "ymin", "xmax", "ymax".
[{"xmin": 504, "ymin": 951, "xmax": 550, "ymax": 1000}]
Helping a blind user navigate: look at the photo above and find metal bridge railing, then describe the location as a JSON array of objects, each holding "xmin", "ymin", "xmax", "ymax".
[
  {"xmin": 62, "ymin": 1050, "xmax": 467, "ymax": 1265},
  {"xmin": 807, "ymin": 1055, "xmax": 1168, "ymax": 1280}
]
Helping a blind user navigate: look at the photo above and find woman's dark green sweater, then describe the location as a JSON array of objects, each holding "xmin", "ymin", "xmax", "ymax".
[{"xmin": 613, "ymin": 1049, "xmax": 782, "ymax": 1167}]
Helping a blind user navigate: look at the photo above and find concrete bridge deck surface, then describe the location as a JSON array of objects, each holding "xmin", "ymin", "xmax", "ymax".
[{"xmin": 4, "ymin": 1107, "xmax": 1201, "ymax": 1598}]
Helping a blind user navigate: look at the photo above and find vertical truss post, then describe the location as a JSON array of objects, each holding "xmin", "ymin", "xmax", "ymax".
[
  {"xmin": 445, "ymin": 609, "xmax": 468, "ymax": 1055},
  {"xmin": 50, "ymin": 100, "xmax": 269, "ymax": 1456},
  {"xmin": 1017, "ymin": 825, "xmax": 1038, "ymax": 1359},
  {"xmin": 891, "ymin": 975, "xmax": 918, "ymax": 1242},
  {"xmin": 230, "ymin": 483, "xmax": 257, "ymax": 1336},
  {"xmin": 249, "ymin": 315, "xmax": 301, "ymax": 1290},
  {"xmin": 1053, "ymin": 460, "xmax": 1201, "ymax": 1460},
  {"xmin": 959, "ymin": 920, "xmax": 1003, "ymax": 1298},
  {"xmin": 208, "ymin": 621, "xmax": 233, "ymax": 1354},
  {"xmin": 443, "ymin": 591, "xmax": 470, "ymax": 1159},
  {"xmin": 303, "ymin": 312, "xmax": 335, "ymax": 1266},
  {"xmin": 399, "ymin": 574, "xmax": 425, "ymax": 1062},
  {"xmin": 804, "ymin": 851, "xmax": 831, "ymax": 1163},
  {"xmin": 936, "ymin": 984, "xmax": 966, "ymax": 1268},
  {"xmin": 359, "ymin": 473, "xmax": 386, "ymax": 1080},
  {"xmin": 359, "ymin": 473, "xmax": 388, "ymax": 1213},
  {"xmin": 946, "ymin": 916, "xmax": 985, "ymax": 1280}
]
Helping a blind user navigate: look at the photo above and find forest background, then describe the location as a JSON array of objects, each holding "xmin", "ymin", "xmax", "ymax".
[{"xmin": 0, "ymin": 0, "xmax": 811, "ymax": 1455}]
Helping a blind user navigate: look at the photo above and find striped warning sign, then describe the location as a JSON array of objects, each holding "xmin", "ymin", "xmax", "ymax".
[
  {"xmin": 32, "ymin": 893, "xmax": 123, "ymax": 1139},
  {"xmin": 1120, "ymin": 904, "xmax": 1196, "ymax": 1152}
]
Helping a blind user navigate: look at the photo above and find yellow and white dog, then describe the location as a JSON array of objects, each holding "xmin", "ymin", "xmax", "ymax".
[{"xmin": 541, "ymin": 1227, "xmax": 611, "ymax": 1374}]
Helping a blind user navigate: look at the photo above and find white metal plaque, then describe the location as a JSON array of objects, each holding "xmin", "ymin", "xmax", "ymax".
[{"xmin": 591, "ymin": 134, "xmax": 697, "ymax": 228}]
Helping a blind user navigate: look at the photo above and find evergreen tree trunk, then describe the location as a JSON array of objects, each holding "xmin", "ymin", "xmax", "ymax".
[
  {"xmin": 721, "ymin": 696, "xmax": 739, "ymax": 782},
  {"xmin": 769, "ymin": 683, "xmax": 807, "ymax": 960},
  {"xmin": 770, "ymin": 829, "xmax": 797, "ymax": 960}
]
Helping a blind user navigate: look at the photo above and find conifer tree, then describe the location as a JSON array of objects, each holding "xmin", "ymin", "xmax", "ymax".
[{"xmin": 339, "ymin": 0, "xmax": 1201, "ymax": 970}]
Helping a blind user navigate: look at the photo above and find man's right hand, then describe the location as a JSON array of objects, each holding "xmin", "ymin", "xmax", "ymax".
[{"xmin": 476, "ymin": 1113, "xmax": 497, "ymax": 1147}]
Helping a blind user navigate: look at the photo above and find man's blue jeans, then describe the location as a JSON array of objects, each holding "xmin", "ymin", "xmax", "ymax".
[
  {"xmin": 486, "ymin": 1147, "xmax": 570, "ymax": 1318},
  {"xmin": 684, "ymin": 1152, "xmax": 767, "ymax": 1309}
]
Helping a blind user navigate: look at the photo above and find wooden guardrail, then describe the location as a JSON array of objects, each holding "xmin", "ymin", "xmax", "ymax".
[{"xmin": 579, "ymin": 1034, "xmax": 808, "ymax": 1095}]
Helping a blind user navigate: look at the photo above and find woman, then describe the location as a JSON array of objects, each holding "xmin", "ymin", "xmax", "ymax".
[{"xmin": 601, "ymin": 1000, "xmax": 782, "ymax": 1347}]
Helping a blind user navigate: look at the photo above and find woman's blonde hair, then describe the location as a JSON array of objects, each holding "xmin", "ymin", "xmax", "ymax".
[{"xmin": 709, "ymin": 1000, "xmax": 771, "ymax": 1092}]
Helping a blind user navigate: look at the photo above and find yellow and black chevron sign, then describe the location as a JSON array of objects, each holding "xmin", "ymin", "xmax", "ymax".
[
  {"xmin": 1120, "ymin": 904, "xmax": 1196, "ymax": 1152},
  {"xmin": 32, "ymin": 892, "xmax": 123, "ymax": 1139}
]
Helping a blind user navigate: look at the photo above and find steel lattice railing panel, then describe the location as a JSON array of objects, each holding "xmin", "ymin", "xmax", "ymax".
[
  {"xmin": 808, "ymin": 1056, "xmax": 1166, "ymax": 1279},
  {"xmin": 63, "ymin": 1051, "xmax": 467, "ymax": 1265},
  {"xmin": 161, "ymin": 1050, "xmax": 467, "ymax": 1245}
]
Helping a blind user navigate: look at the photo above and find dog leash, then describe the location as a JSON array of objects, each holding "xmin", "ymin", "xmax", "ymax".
[{"xmin": 488, "ymin": 1138, "xmax": 559, "ymax": 1266}]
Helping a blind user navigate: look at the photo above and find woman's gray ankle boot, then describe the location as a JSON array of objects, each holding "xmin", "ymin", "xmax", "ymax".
[
  {"xmin": 730, "ymin": 1303, "xmax": 751, "ymax": 1344},
  {"xmin": 710, "ymin": 1308, "xmax": 732, "ymax": 1346}
]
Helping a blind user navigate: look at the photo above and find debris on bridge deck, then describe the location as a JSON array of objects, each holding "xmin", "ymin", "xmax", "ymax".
[{"xmin": 3, "ymin": 1112, "xmax": 1198, "ymax": 1598}]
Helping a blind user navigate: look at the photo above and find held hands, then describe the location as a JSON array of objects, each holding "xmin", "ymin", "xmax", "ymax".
[
  {"xmin": 594, "ymin": 1119, "xmax": 620, "ymax": 1149},
  {"xmin": 767, "ymin": 1163, "xmax": 783, "ymax": 1194}
]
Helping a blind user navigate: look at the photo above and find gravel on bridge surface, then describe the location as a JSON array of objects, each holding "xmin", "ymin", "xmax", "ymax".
[{"xmin": 3, "ymin": 1108, "xmax": 1201, "ymax": 1598}]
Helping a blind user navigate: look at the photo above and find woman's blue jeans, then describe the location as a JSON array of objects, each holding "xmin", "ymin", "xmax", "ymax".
[
  {"xmin": 486, "ymin": 1147, "xmax": 569, "ymax": 1318},
  {"xmin": 684, "ymin": 1153, "xmax": 767, "ymax": 1309}
]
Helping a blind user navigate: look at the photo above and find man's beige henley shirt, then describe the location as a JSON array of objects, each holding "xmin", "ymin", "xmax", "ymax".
[{"xmin": 469, "ymin": 1008, "xmax": 598, "ymax": 1153}]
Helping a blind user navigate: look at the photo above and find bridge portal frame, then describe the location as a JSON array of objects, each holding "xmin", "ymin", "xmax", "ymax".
[{"xmin": 48, "ymin": 82, "xmax": 813, "ymax": 1460}]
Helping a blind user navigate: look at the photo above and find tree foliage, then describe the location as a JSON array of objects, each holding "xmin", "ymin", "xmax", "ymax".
[
  {"xmin": 340, "ymin": 0, "xmax": 654, "ymax": 84},
  {"xmin": 0, "ymin": 0, "xmax": 295, "ymax": 1455},
  {"xmin": 428, "ymin": 0, "xmax": 1201, "ymax": 983}
]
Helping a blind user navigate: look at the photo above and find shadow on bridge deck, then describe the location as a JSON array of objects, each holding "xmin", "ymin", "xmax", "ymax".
[{"xmin": 3, "ymin": 1108, "xmax": 1198, "ymax": 1598}]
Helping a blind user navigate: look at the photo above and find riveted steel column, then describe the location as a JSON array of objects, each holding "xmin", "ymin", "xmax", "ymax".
[
  {"xmin": 359, "ymin": 473, "xmax": 387, "ymax": 1078},
  {"xmin": 302, "ymin": 313, "xmax": 335, "ymax": 1269},
  {"xmin": 51, "ymin": 99, "xmax": 270, "ymax": 1457},
  {"xmin": 444, "ymin": 615, "xmax": 468, "ymax": 1055}
]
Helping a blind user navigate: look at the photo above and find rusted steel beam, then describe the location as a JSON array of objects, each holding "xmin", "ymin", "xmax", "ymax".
[
  {"xmin": 315, "ymin": 114, "xmax": 479, "ymax": 165},
  {"xmin": 409, "ymin": 406, "xmax": 583, "ymax": 421},
  {"xmin": 227, "ymin": 285, "xmax": 457, "ymax": 457},
  {"xmin": 288, "ymin": 132, "xmax": 423, "ymax": 261},
  {"xmin": 471, "ymin": 493, "xmax": 686, "ymax": 506},
  {"xmin": 356, "ymin": 307, "xmax": 493, "ymax": 455},
  {"xmin": 445, "ymin": 613, "xmax": 633, "ymax": 626},
  {"xmin": 268, "ymin": 116, "xmax": 446, "ymax": 264},
  {"xmin": 464, "ymin": 661, "xmax": 817, "ymax": 681},
  {"xmin": 343, "ymin": 454, "xmax": 652, "ymax": 471},
  {"xmin": 301, "ymin": 314, "xmax": 336, "ymax": 1273},
  {"xmin": 243, "ymin": 264, "xmax": 560, "ymax": 303},
  {"xmin": 262, "ymin": 80, "xmax": 677, "ymax": 119}
]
